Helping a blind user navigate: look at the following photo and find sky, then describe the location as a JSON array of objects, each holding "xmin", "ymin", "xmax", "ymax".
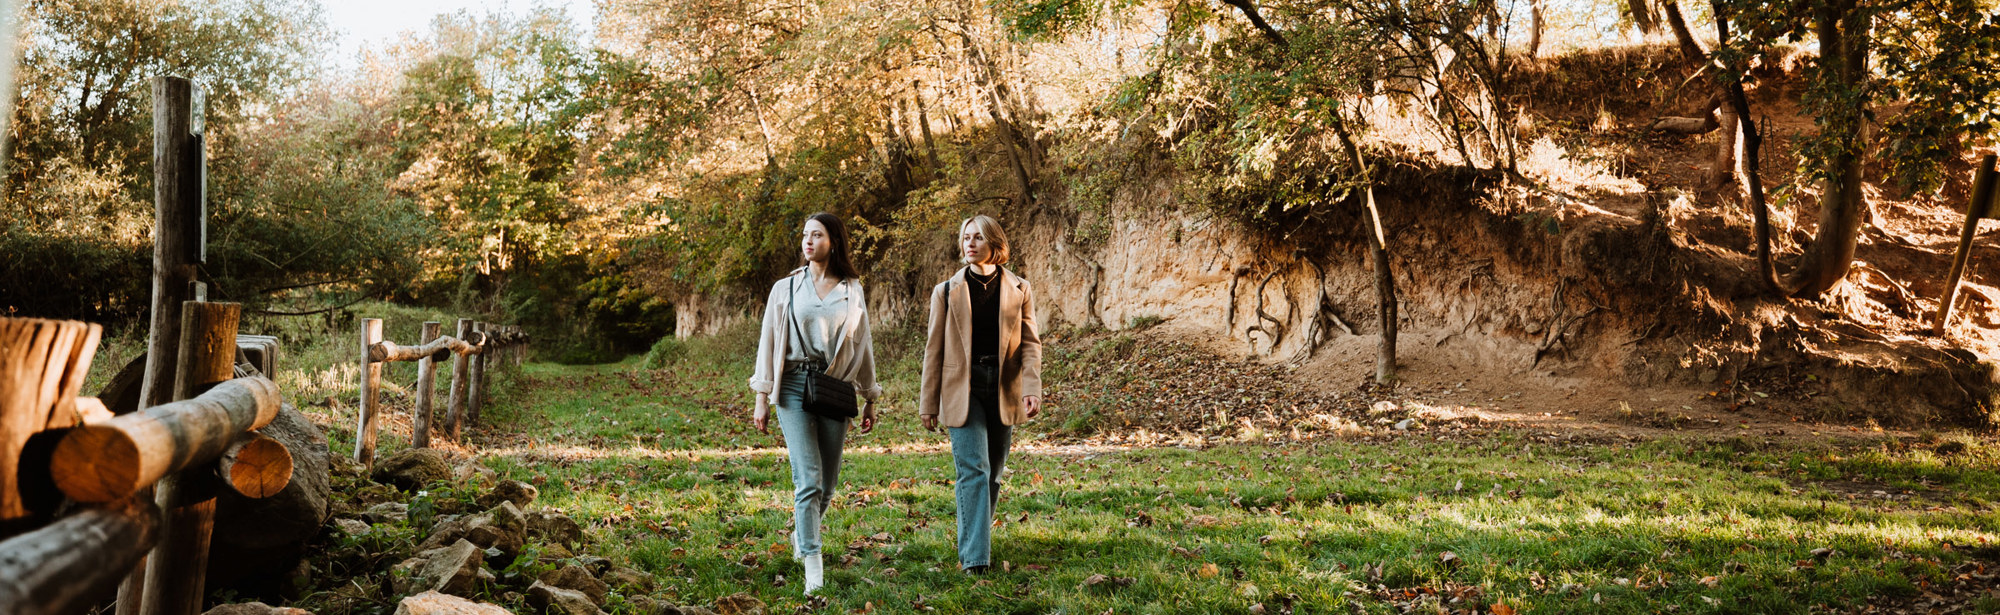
[{"xmin": 321, "ymin": 0, "xmax": 597, "ymax": 64}]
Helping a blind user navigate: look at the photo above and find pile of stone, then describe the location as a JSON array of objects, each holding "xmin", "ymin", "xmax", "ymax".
[{"xmin": 202, "ymin": 448, "xmax": 765, "ymax": 615}]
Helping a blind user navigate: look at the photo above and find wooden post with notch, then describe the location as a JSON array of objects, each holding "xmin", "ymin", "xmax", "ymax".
[
  {"xmin": 355, "ymin": 318, "xmax": 383, "ymax": 464},
  {"xmin": 413, "ymin": 321, "xmax": 442, "ymax": 448},
  {"xmin": 1936, "ymin": 154, "xmax": 2000, "ymax": 335},
  {"xmin": 446, "ymin": 319, "xmax": 472, "ymax": 440},
  {"xmin": 139, "ymin": 300, "xmax": 237, "ymax": 615},
  {"xmin": 120, "ymin": 74, "xmax": 205, "ymax": 615}
]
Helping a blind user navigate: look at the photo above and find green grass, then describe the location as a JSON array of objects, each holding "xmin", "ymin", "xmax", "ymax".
[{"xmin": 441, "ymin": 322, "xmax": 2000, "ymax": 615}]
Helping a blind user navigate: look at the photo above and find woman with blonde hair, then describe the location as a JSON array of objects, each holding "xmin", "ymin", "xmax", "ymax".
[
  {"xmin": 918, "ymin": 214, "xmax": 1043, "ymax": 574},
  {"xmin": 748, "ymin": 212, "xmax": 882, "ymax": 594}
]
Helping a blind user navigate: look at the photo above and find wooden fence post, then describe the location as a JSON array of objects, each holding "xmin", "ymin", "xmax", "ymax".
[
  {"xmin": 468, "ymin": 322, "xmax": 487, "ymax": 427},
  {"xmin": 140, "ymin": 301, "xmax": 237, "ymax": 615},
  {"xmin": 121, "ymin": 74, "xmax": 204, "ymax": 615},
  {"xmin": 446, "ymin": 319, "xmax": 472, "ymax": 440},
  {"xmin": 354, "ymin": 318, "xmax": 383, "ymax": 464},
  {"xmin": 412, "ymin": 321, "xmax": 441, "ymax": 449}
]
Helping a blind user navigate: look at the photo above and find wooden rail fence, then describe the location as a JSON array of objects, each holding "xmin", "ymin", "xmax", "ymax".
[
  {"xmin": 0, "ymin": 75, "xmax": 532, "ymax": 615},
  {"xmin": 354, "ymin": 318, "xmax": 527, "ymax": 463}
]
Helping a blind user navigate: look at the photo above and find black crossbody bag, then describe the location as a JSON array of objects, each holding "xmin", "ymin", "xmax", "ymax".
[{"xmin": 788, "ymin": 276, "xmax": 859, "ymax": 419}]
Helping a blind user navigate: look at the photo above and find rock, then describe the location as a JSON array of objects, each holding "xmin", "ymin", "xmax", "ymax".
[
  {"xmin": 393, "ymin": 591, "xmax": 511, "ymax": 615},
  {"xmin": 476, "ymin": 480, "xmax": 538, "ymax": 509},
  {"xmin": 601, "ymin": 567, "xmax": 654, "ymax": 592},
  {"xmin": 574, "ymin": 556, "xmax": 611, "ymax": 576},
  {"xmin": 627, "ymin": 597, "xmax": 691, "ymax": 615},
  {"xmin": 463, "ymin": 501, "xmax": 527, "ymax": 555},
  {"xmin": 539, "ymin": 564, "xmax": 609, "ymax": 605},
  {"xmin": 365, "ymin": 502, "xmax": 409, "ymax": 524},
  {"xmin": 419, "ymin": 516, "xmax": 472, "ymax": 551},
  {"xmin": 526, "ymin": 510, "xmax": 583, "ymax": 546},
  {"xmin": 391, "ymin": 539, "xmax": 485, "ymax": 598},
  {"xmin": 373, "ymin": 448, "xmax": 452, "ymax": 491},
  {"xmin": 334, "ymin": 518, "xmax": 370, "ymax": 536},
  {"xmin": 527, "ymin": 581, "xmax": 604, "ymax": 615},
  {"xmin": 423, "ymin": 502, "xmax": 525, "ymax": 554},
  {"xmin": 713, "ymin": 593, "xmax": 765, "ymax": 615},
  {"xmin": 539, "ymin": 542, "xmax": 574, "ymax": 560},
  {"xmin": 206, "ymin": 404, "xmax": 334, "ymax": 597},
  {"xmin": 453, "ymin": 461, "xmax": 497, "ymax": 485},
  {"xmin": 202, "ymin": 603, "xmax": 313, "ymax": 615}
]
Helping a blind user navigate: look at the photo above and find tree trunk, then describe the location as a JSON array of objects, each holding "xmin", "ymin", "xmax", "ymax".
[
  {"xmin": 1630, "ymin": 0, "xmax": 1661, "ymax": 34},
  {"xmin": 1528, "ymin": 0, "xmax": 1545, "ymax": 59},
  {"xmin": 1332, "ymin": 121, "xmax": 1397, "ymax": 383},
  {"xmin": 1782, "ymin": 3, "xmax": 1873, "ymax": 296},
  {"xmin": 1663, "ymin": 1, "xmax": 1709, "ymax": 60}
]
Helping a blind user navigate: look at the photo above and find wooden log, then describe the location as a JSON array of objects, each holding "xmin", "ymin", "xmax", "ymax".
[
  {"xmin": 217, "ymin": 431, "xmax": 291, "ymax": 499},
  {"xmin": 412, "ymin": 322, "xmax": 441, "ymax": 449},
  {"xmin": 120, "ymin": 73, "xmax": 206, "ymax": 615},
  {"xmin": 354, "ymin": 318, "xmax": 383, "ymax": 465},
  {"xmin": 367, "ymin": 335, "xmax": 481, "ymax": 363},
  {"xmin": 142, "ymin": 300, "xmax": 237, "ymax": 615},
  {"xmin": 445, "ymin": 319, "xmax": 472, "ymax": 440},
  {"xmin": 468, "ymin": 323, "xmax": 487, "ymax": 427},
  {"xmin": 0, "ymin": 498, "xmax": 161, "ymax": 615},
  {"xmin": 0, "ymin": 318, "xmax": 102, "ymax": 521},
  {"xmin": 49, "ymin": 377, "xmax": 279, "ymax": 503}
]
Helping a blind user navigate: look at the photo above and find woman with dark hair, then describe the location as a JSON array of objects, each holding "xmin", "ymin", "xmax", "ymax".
[
  {"xmin": 918, "ymin": 214, "xmax": 1042, "ymax": 574},
  {"xmin": 748, "ymin": 211, "xmax": 882, "ymax": 595}
]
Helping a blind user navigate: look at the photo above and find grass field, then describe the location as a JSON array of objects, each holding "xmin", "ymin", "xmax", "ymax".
[{"xmin": 308, "ymin": 322, "xmax": 2000, "ymax": 614}]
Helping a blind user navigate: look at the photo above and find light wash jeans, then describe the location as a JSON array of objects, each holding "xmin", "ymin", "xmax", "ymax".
[
  {"xmin": 776, "ymin": 371, "xmax": 848, "ymax": 558},
  {"xmin": 949, "ymin": 363, "xmax": 1011, "ymax": 568}
]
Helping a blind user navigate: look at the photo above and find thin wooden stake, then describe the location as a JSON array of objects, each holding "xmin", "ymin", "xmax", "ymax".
[
  {"xmin": 1936, "ymin": 154, "xmax": 1999, "ymax": 335},
  {"xmin": 468, "ymin": 322, "xmax": 487, "ymax": 427},
  {"xmin": 446, "ymin": 319, "xmax": 472, "ymax": 440},
  {"xmin": 355, "ymin": 318, "xmax": 383, "ymax": 464},
  {"xmin": 413, "ymin": 321, "xmax": 441, "ymax": 449}
]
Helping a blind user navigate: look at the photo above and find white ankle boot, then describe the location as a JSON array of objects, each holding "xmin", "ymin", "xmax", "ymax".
[{"xmin": 802, "ymin": 553, "xmax": 825, "ymax": 594}]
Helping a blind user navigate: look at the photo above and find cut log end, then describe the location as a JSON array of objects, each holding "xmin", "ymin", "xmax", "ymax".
[
  {"xmin": 50, "ymin": 424, "xmax": 145, "ymax": 503},
  {"xmin": 219, "ymin": 432, "xmax": 293, "ymax": 499}
]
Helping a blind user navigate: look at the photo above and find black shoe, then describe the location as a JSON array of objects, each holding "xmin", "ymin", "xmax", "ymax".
[{"xmin": 964, "ymin": 565, "xmax": 989, "ymax": 575}]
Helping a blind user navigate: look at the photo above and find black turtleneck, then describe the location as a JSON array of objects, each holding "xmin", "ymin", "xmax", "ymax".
[{"xmin": 967, "ymin": 267, "xmax": 1002, "ymax": 358}]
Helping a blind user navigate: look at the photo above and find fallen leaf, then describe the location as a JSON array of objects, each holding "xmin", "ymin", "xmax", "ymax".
[
  {"xmin": 1492, "ymin": 604, "xmax": 1517, "ymax": 615},
  {"xmin": 1199, "ymin": 563, "xmax": 1221, "ymax": 578}
]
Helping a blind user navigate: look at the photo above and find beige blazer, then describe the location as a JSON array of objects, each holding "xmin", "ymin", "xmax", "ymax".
[
  {"xmin": 918, "ymin": 267, "xmax": 1043, "ymax": 427},
  {"xmin": 748, "ymin": 268, "xmax": 883, "ymax": 402}
]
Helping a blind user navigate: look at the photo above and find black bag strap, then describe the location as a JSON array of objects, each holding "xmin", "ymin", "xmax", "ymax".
[{"xmin": 787, "ymin": 273, "xmax": 835, "ymax": 370}]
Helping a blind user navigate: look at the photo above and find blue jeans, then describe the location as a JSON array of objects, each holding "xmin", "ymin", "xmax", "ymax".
[
  {"xmin": 776, "ymin": 372, "xmax": 848, "ymax": 558},
  {"xmin": 949, "ymin": 363, "xmax": 1011, "ymax": 568}
]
